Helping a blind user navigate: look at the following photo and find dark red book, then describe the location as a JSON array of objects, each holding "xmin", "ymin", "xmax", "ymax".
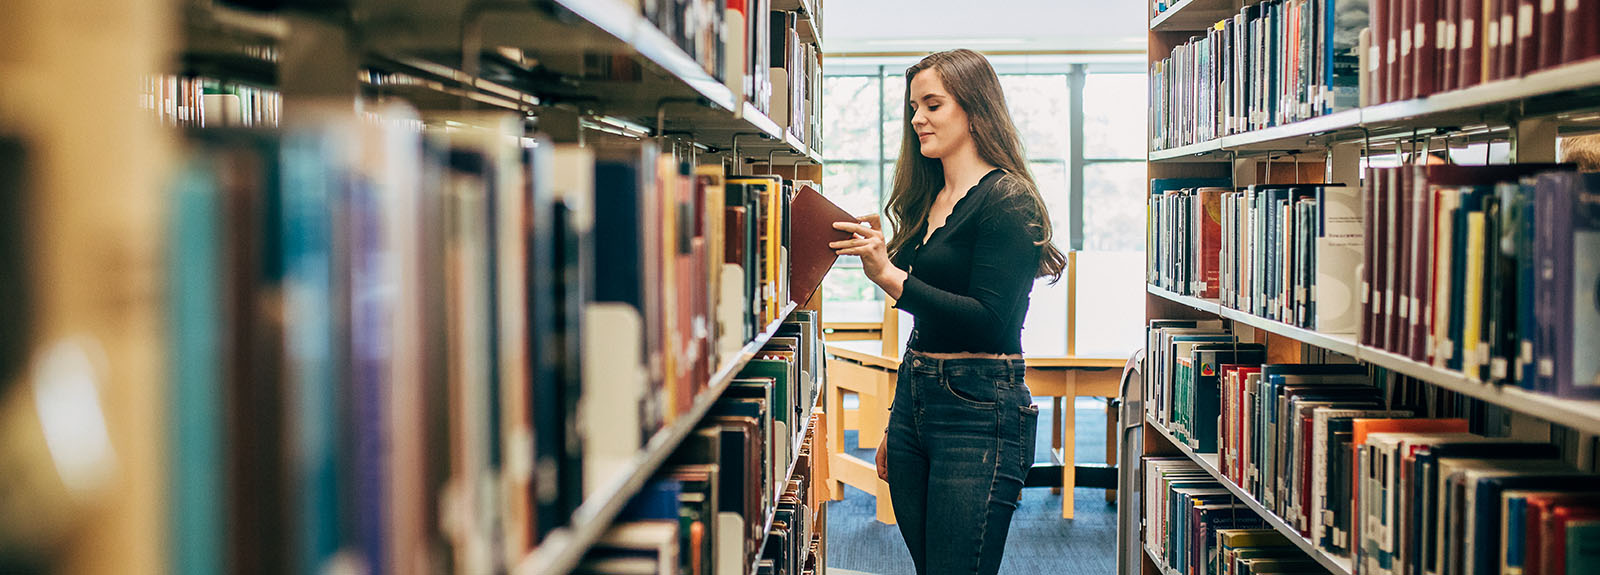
[
  {"xmin": 1538, "ymin": 0, "xmax": 1565, "ymax": 69},
  {"xmin": 1409, "ymin": 165, "xmax": 1437, "ymax": 362},
  {"xmin": 1390, "ymin": 167, "xmax": 1412, "ymax": 354},
  {"xmin": 1515, "ymin": 0, "xmax": 1541, "ymax": 75},
  {"xmin": 786, "ymin": 183, "xmax": 854, "ymax": 309},
  {"xmin": 1460, "ymin": 0, "xmax": 1485, "ymax": 87},
  {"xmin": 1416, "ymin": 0, "xmax": 1442, "ymax": 96},
  {"xmin": 1561, "ymin": 0, "xmax": 1600, "ymax": 63},
  {"xmin": 1388, "ymin": 0, "xmax": 1404, "ymax": 102},
  {"xmin": 1401, "ymin": 0, "xmax": 1417, "ymax": 100},
  {"xmin": 1443, "ymin": 0, "xmax": 1462, "ymax": 90},
  {"xmin": 1374, "ymin": 0, "xmax": 1391, "ymax": 103},
  {"xmin": 1361, "ymin": 169, "xmax": 1378, "ymax": 347}
]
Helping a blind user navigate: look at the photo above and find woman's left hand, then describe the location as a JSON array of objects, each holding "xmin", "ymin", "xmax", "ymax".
[{"xmin": 831, "ymin": 220, "xmax": 903, "ymax": 291}]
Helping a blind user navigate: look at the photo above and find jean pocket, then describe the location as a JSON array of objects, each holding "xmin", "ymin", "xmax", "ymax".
[
  {"xmin": 1018, "ymin": 404, "xmax": 1040, "ymax": 468},
  {"xmin": 940, "ymin": 369, "xmax": 999, "ymax": 409}
]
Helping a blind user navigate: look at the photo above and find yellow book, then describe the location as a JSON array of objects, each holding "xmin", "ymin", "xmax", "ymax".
[
  {"xmin": 1462, "ymin": 212, "xmax": 1486, "ymax": 378},
  {"xmin": 658, "ymin": 154, "xmax": 680, "ymax": 423}
]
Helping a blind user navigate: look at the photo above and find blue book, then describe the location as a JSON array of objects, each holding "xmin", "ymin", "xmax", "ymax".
[{"xmin": 168, "ymin": 154, "xmax": 224, "ymax": 575}]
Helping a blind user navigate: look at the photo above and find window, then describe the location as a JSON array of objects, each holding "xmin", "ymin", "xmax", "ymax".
[{"xmin": 819, "ymin": 58, "xmax": 1146, "ymax": 357}]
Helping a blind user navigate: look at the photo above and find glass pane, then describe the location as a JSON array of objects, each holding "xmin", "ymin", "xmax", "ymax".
[
  {"xmin": 1030, "ymin": 161, "xmax": 1070, "ymax": 249},
  {"xmin": 823, "ymin": 76, "xmax": 880, "ymax": 160},
  {"xmin": 822, "ymin": 162, "xmax": 882, "ymax": 220},
  {"xmin": 1001, "ymin": 75, "xmax": 1070, "ymax": 160},
  {"xmin": 883, "ymin": 73, "xmax": 906, "ymax": 160},
  {"xmin": 821, "ymin": 265, "xmax": 884, "ymax": 323},
  {"xmin": 1082, "ymin": 73, "xmax": 1148, "ymax": 159},
  {"xmin": 1073, "ymin": 250, "xmax": 1146, "ymax": 358},
  {"xmin": 1083, "ymin": 162, "xmax": 1147, "ymax": 252},
  {"xmin": 1023, "ymin": 276, "xmax": 1068, "ymax": 357}
]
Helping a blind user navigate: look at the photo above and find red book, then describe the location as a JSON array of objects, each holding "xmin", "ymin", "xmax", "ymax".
[
  {"xmin": 1416, "ymin": 0, "xmax": 1442, "ymax": 96},
  {"xmin": 1443, "ymin": 0, "xmax": 1462, "ymax": 90},
  {"xmin": 1374, "ymin": 0, "xmax": 1391, "ymax": 104},
  {"xmin": 1538, "ymin": 0, "xmax": 1566, "ymax": 70},
  {"xmin": 1525, "ymin": 494, "xmax": 1600, "ymax": 575},
  {"xmin": 1361, "ymin": 169, "xmax": 1379, "ymax": 347},
  {"xmin": 1408, "ymin": 165, "xmax": 1436, "ymax": 362},
  {"xmin": 1515, "ymin": 0, "xmax": 1542, "ymax": 75},
  {"xmin": 1561, "ymin": 0, "xmax": 1600, "ymax": 63},
  {"xmin": 1460, "ymin": 0, "xmax": 1486, "ymax": 87},
  {"xmin": 1393, "ymin": 168, "xmax": 1414, "ymax": 357},
  {"xmin": 1545, "ymin": 504, "xmax": 1600, "ymax": 574},
  {"xmin": 1401, "ymin": 0, "xmax": 1418, "ymax": 100},
  {"xmin": 1388, "ymin": 0, "xmax": 1404, "ymax": 102},
  {"xmin": 1194, "ymin": 187, "xmax": 1227, "ymax": 299}
]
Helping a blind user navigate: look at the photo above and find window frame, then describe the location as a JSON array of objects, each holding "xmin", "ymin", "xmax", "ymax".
[{"xmin": 820, "ymin": 60, "xmax": 1145, "ymax": 358}]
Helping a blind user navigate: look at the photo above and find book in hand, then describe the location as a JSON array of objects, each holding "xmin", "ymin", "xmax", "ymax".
[{"xmin": 786, "ymin": 182, "xmax": 854, "ymax": 309}]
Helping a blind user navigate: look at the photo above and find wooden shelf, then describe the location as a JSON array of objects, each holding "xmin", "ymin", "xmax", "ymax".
[
  {"xmin": 1146, "ymin": 416, "xmax": 1354, "ymax": 575},
  {"xmin": 1147, "ymin": 59, "xmax": 1600, "ymax": 163},
  {"xmin": 1150, "ymin": 0, "xmax": 1249, "ymax": 32},
  {"xmin": 1144, "ymin": 284, "xmax": 1600, "ymax": 435},
  {"xmin": 517, "ymin": 302, "xmax": 800, "ymax": 575}
]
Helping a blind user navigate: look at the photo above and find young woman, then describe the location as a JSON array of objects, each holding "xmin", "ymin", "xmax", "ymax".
[{"xmin": 830, "ymin": 49, "xmax": 1067, "ymax": 575}]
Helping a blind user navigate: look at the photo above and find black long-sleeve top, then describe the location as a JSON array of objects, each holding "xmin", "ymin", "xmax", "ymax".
[{"xmin": 891, "ymin": 169, "xmax": 1045, "ymax": 355}]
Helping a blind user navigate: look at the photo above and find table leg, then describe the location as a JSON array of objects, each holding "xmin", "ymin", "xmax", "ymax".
[
  {"xmin": 826, "ymin": 372, "xmax": 846, "ymax": 501},
  {"xmin": 1060, "ymin": 372, "xmax": 1076, "ymax": 519}
]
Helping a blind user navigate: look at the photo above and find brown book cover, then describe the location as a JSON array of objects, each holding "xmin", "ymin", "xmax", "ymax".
[
  {"xmin": 1443, "ymin": 0, "xmax": 1461, "ymax": 91},
  {"xmin": 1416, "ymin": 0, "xmax": 1442, "ymax": 96},
  {"xmin": 1460, "ymin": 0, "xmax": 1485, "ymax": 88},
  {"xmin": 1561, "ymin": 0, "xmax": 1599, "ymax": 63},
  {"xmin": 1515, "ymin": 0, "xmax": 1541, "ymax": 75},
  {"xmin": 786, "ymin": 183, "xmax": 855, "ymax": 309},
  {"xmin": 1401, "ymin": 0, "xmax": 1417, "ymax": 100},
  {"xmin": 1538, "ymin": 0, "xmax": 1565, "ymax": 69},
  {"xmin": 1374, "ymin": 0, "xmax": 1391, "ymax": 104}
]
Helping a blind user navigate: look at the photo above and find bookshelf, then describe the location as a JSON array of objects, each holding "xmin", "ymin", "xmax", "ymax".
[
  {"xmin": 517, "ymin": 303, "xmax": 799, "ymax": 575},
  {"xmin": 2, "ymin": 0, "xmax": 829, "ymax": 573},
  {"xmin": 1137, "ymin": 1, "xmax": 1600, "ymax": 574},
  {"xmin": 1147, "ymin": 416, "xmax": 1356, "ymax": 575}
]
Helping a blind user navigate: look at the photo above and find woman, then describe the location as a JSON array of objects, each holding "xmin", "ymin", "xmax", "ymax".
[{"xmin": 830, "ymin": 49, "xmax": 1067, "ymax": 575}]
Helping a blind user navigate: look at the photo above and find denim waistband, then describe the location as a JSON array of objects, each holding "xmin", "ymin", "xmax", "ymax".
[{"xmin": 902, "ymin": 348, "xmax": 1026, "ymax": 372}]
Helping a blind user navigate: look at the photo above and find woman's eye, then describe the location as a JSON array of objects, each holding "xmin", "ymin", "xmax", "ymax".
[{"xmin": 928, "ymin": 105, "xmax": 939, "ymax": 111}]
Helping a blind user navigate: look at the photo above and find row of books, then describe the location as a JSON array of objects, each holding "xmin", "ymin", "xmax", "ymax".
[
  {"xmin": 1147, "ymin": 177, "xmax": 1366, "ymax": 334},
  {"xmin": 1365, "ymin": 0, "xmax": 1600, "ymax": 105},
  {"xmin": 582, "ymin": 377, "xmax": 825, "ymax": 575},
  {"xmin": 768, "ymin": 10, "xmax": 821, "ymax": 148},
  {"xmin": 141, "ymin": 75, "xmax": 281, "ymax": 128},
  {"xmin": 163, "ymin": 104, "xmax": 819, "ymax": 575},
  {"xmin": 1358, "ymin": 165, "xmax": 1599, "ymax": 398},
  {"xmin": 1145, "ymin": 458, "xmax": 1320, "ymax": 575},
  {"xmin": 1145, "ymin": 319, "xmax": 1600, "ymax": 575},
  {"xmin": 1150, "ymin": 0, "xmax": 1367, "ymax": 151}
]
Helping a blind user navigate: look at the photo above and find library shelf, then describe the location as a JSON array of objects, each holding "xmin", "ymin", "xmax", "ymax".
[
  {"xmin": 1146, "ymin": 416, "xmax": 1355, "ymax": 575},
  {"xmin": 1144, "ymin": 545, "xmax": 1182, "ymax": 575},
  {"xmin": 1360, "ymin": 58, "xmax": 1600, "ymax": 129},
  {"xmin": 1147, "ymin": 59, "xmax": 1600, "ymax": 164},
  {"xmin": 1150, "ymin": 0, "xmax": 1255, "ymax": 32},
  {"xmin": 1143, "ymin": 286, "xmax": 1359, "ymax": 356},
  {"xmin": 747, "ymin": 374, "xmax": 827, "ymax": 575},
  {"xmin": 1149, "ymin": 139, "xmax": 1225, "ymax": 162},
  {"xmin": 547, "ymin": 0, "xmax": 737, "ymax": 113},
  {"xmin": 516, "ymin": 301, "xmax": 801, "ymax": 575},
  {"xmin": 772, "ymin": 0, "xmax": 822, "ymax": 46},
  {"xmin": 1144, "ymin": 284, "xmax": 1600, "ymax": 435}
]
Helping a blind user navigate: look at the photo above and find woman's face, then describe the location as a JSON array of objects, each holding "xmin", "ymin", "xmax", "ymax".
[{"xmin": 909, "ymin": 68, "xmax": 972, "ymax": 160}]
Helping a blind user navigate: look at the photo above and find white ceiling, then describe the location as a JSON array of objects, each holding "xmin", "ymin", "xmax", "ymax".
[{"xmin": 821, "ymin": 0, "xmax": 1148, "ymax": 55}]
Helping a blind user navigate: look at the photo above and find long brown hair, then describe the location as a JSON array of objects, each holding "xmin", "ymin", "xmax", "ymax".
[{"xmin": 884, "ymin": 49, "xmax": 1066, "ymax": 281}]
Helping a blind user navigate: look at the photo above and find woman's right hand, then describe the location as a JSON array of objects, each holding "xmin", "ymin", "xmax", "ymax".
[{"xmin": 876, "ymin": 433, "xmax": 889, "ymax": 481}]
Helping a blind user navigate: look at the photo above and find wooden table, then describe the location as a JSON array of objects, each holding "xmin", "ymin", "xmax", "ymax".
[{"xmin": 824, "ymin": 339, "xmax": 1123, "ymax": 521}]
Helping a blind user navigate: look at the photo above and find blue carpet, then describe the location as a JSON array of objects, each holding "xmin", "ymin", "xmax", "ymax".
[{"xmin": 825, "ymin": 399, "xmax": 1118, "ymax": 575}]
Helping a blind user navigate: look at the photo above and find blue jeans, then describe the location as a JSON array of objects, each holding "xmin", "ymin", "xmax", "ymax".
[{"xmin": 886, "ymin": 350, "xmax": 1040, "ymax": 575}]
